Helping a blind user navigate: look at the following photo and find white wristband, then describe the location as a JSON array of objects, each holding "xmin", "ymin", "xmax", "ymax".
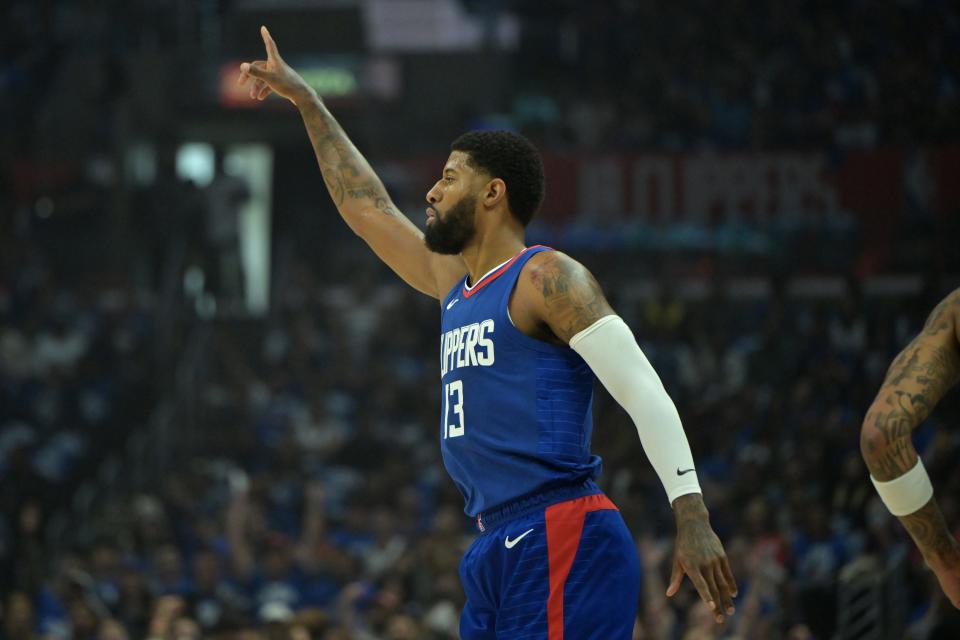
[{"xmin": 870, "ymin": 458, "xmax": 934, "ymax": 516}]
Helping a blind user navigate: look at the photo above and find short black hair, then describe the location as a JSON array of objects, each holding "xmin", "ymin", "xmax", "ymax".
[{"xmin": 450, "ymin": 130, "xmax": 545, "ymax": 227}]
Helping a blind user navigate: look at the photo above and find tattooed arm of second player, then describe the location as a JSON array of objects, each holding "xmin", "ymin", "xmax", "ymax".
[{"xmin": 860, "ymin": 289, "xmax": 960, "ymax": 559}]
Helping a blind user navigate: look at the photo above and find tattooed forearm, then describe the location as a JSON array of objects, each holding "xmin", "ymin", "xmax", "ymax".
[
  {"xmin": 374, "ymin": 196, "xmax": 400, "ymax": 218},
  {"xmin": 901, "ymin": 498, "xmax": 957, "ymax": 560},
  {"xmin": 298, "ymin": 96, "xmax": 395, "ymax": 216},
  {"xmin": 861, "ymin": 288, "xmax": 960, "ymax": 559},
  {"xmin": 863, "ymin": 345, "xmax": 960, "ymax": 480},
  {"xmin": 921, "ymin": 292, "xmax": 960, "ymax": 337},
  {"xmin": 529, "ymin": 253, "xmax": 614, "ymax": 342}
]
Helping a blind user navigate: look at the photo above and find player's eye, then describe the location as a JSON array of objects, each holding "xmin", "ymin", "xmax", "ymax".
[{"xmin": 444, "ymin": 176, "xmax": 455, "ymax": 183}]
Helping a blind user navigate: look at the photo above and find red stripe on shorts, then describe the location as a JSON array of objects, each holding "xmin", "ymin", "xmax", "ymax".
[{"xmin": 545, "ymin": 493, "xmax": 618, "ymax": 640}]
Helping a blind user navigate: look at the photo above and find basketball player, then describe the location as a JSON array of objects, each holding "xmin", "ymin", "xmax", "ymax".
[
  {"xmin": 861, "ymin": 289, "xmax": 960, "ymax": 607},
  {"xmin": 239, "ymin": 26, "xmax": 737, "ymax": 637}
]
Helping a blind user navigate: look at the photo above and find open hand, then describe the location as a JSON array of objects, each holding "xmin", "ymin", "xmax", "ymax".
[
  {"xmin": 666, "ymin": 498, "xmax": 738, "ymax": 624},
  {"xmin": 237, "ymin": 26, "xmax": 315, "ymax": 105}
]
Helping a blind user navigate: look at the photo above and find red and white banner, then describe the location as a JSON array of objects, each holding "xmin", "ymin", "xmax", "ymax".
[{"xmin": 401, "ymin": 147, "xmax": 958, "ymax": 228}]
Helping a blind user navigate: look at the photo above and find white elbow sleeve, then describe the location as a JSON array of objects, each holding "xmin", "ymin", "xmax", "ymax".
[{"xmin": 570, "ymin": 315, "xmax": 702, "ymax": 504}]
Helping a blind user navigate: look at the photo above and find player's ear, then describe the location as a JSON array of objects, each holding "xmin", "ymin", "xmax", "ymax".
[{"xmin": 482, "ymin": 178, "xmax": 507, "ymax": 209}]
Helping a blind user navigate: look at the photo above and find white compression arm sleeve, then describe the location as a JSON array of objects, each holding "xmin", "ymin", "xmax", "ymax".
[{"xmin": 570, "ymin": 315, "xmax": 702, "ymax": 504}]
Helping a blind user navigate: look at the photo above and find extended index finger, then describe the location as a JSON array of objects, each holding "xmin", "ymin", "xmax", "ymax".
[{"xmin": 261, "ymin": 26, "xmax": 281, "ymax": 61}]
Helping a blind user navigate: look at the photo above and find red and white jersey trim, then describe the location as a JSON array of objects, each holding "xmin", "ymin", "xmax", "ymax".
[{"xmin": 462, "ymin": 245, "xmax": 547, "ymax": 299}]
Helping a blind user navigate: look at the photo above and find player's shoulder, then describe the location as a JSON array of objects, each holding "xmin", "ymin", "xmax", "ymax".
[
  {"xmin": 516, "ymin": 248, "xmax": 613, "ymax": 341},
  {"xmin": 517, "ymin": 250, "xmax": 603, "ymax": 306},
  {"xmin": 521, "ymin": 249, "xmax": 598, "ymax": 297}
]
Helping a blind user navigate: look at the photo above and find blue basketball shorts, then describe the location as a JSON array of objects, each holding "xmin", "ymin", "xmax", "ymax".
[{"xmin": 459, "ymin": 493, "xmax": 641, "ymax": 640}]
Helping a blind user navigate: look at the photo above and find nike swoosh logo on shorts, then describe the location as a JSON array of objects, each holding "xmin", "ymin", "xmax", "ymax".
[
  {"xmin": 504, "ymin": 528, "xmax": 534, "ymax": 549},
  {"xmin": 676, "ymin": 467, "xmax": 695, "ymax": 476}
]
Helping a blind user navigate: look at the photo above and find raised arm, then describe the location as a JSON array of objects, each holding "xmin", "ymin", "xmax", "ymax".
[
  {"xmin": 519, "ymin": 251, "xmax": 737, "ymax": 623},
  {"xmin": 239, "ymin": 26, "xmax": 466, "ymax": 299},
  {"xmin": 861, "ymin": 288, "xmax": 960, "ymax": 606}
]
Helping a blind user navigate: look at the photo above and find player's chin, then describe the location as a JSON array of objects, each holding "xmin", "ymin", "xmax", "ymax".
[
  {"xmin": 423, "ymin": 237, "xmax": 461, "ymax": 255},
  {"xmin": 424, "ymin": 242, "xmax": 455, "ymax": 256}
]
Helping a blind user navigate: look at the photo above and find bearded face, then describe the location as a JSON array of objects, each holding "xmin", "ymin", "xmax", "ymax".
[{"xmin": 424, "ymin": 193, "xmax": 478, "ymax": 255}]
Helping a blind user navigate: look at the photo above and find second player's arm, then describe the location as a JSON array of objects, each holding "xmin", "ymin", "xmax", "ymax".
[
  {"xmin": 240, "ymin": 26, "xmax": 465, "ymax": 299},
  {"xmin": 521, "ymin": 251, "xmax": 737, "ymax": 622},
  {"xmin": 861, "ymin": 290, "xmax": 960, "ymax": 567}
]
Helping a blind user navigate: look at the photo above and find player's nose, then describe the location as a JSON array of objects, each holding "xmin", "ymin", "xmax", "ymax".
[{"xmin": 426, "ymin": 181, "xmax": 442, "ymax": 204}]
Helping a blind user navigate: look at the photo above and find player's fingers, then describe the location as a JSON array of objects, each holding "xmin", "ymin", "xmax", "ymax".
[
  {"xmin": 665, "ymin": 558, "xmax": 683, "ymax": 597},
  {"xmin": 237, "ymin": 64, "xmax": 253, "ymax": 85},
  {"xmin": 720, "ymin": 555, "xmax": 738, "ymax": 598},
  {"xmin": 686, "ymin": 566, "xmax": 717, "ymax": 614},
  {"xmin": 257, "ymin": 84, "xmax": 272, "ymax": 100},
  {"xmin": 261, "ymin": 25, "xmax": 282, "ymax": 62},
  {"xmin": 241, "ymin": 61, "xmax": 273, "ymax": 82},
  {"xmin": 699, "ymin": 567, "xmax": 724, "ymax": 622},
  {"xmin": 713, "ymin": 563, "xmax": 735, "ymax": 616},
  {"xmin": 249, "ymin": 78, "xmax": 265, "ymax": 99}
]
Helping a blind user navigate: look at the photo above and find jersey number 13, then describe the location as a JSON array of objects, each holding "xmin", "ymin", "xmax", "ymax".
[{"xmin": 443, "ymin": 380, "xmax": 465, "ymax": 439}]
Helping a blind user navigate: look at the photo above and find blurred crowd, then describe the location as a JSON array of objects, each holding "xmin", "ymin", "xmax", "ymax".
[
  {"xmin": 0, "ymin": 232, "xmax": 157, "ymax": 586},
  {"xmin": 4, "ymin": 0, "xmax": 960, "ymax": 160},
  {"xmin": 512, "ymin": 0, "xmax": 960, "ymax": 150}
]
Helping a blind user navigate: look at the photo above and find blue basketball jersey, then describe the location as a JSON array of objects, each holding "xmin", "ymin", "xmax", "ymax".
[{"xmin": 439, "ymin": 245, "xmax": 602, "ymax": 517}]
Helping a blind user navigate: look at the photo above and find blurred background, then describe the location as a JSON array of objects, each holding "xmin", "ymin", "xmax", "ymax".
[{"xmin": 2, "ymin": 0, "xmax": 960, "ymax": 639}]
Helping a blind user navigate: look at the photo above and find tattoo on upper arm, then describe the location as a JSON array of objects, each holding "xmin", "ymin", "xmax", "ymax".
[
  {"xmin": 529, "ymin": 254, "xmax": 612, "ymax": 342},
  {"xmin": 863, "ymin": 291, "xmax": 960, "ymax": 480},
  {"xmin": 883, "ymin": 344, "xmax": 960, "ymax": 394}
]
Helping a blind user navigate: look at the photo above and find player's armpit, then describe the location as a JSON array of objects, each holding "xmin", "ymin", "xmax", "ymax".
[{"xmin": 523, "ymin": 251, "xmax": 615, "ymax": 343}]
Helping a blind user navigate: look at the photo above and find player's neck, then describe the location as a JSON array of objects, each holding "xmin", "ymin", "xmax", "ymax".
[{"xmin": 460, "ymin": 232, "xmax": 526, "ymax": 288}]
